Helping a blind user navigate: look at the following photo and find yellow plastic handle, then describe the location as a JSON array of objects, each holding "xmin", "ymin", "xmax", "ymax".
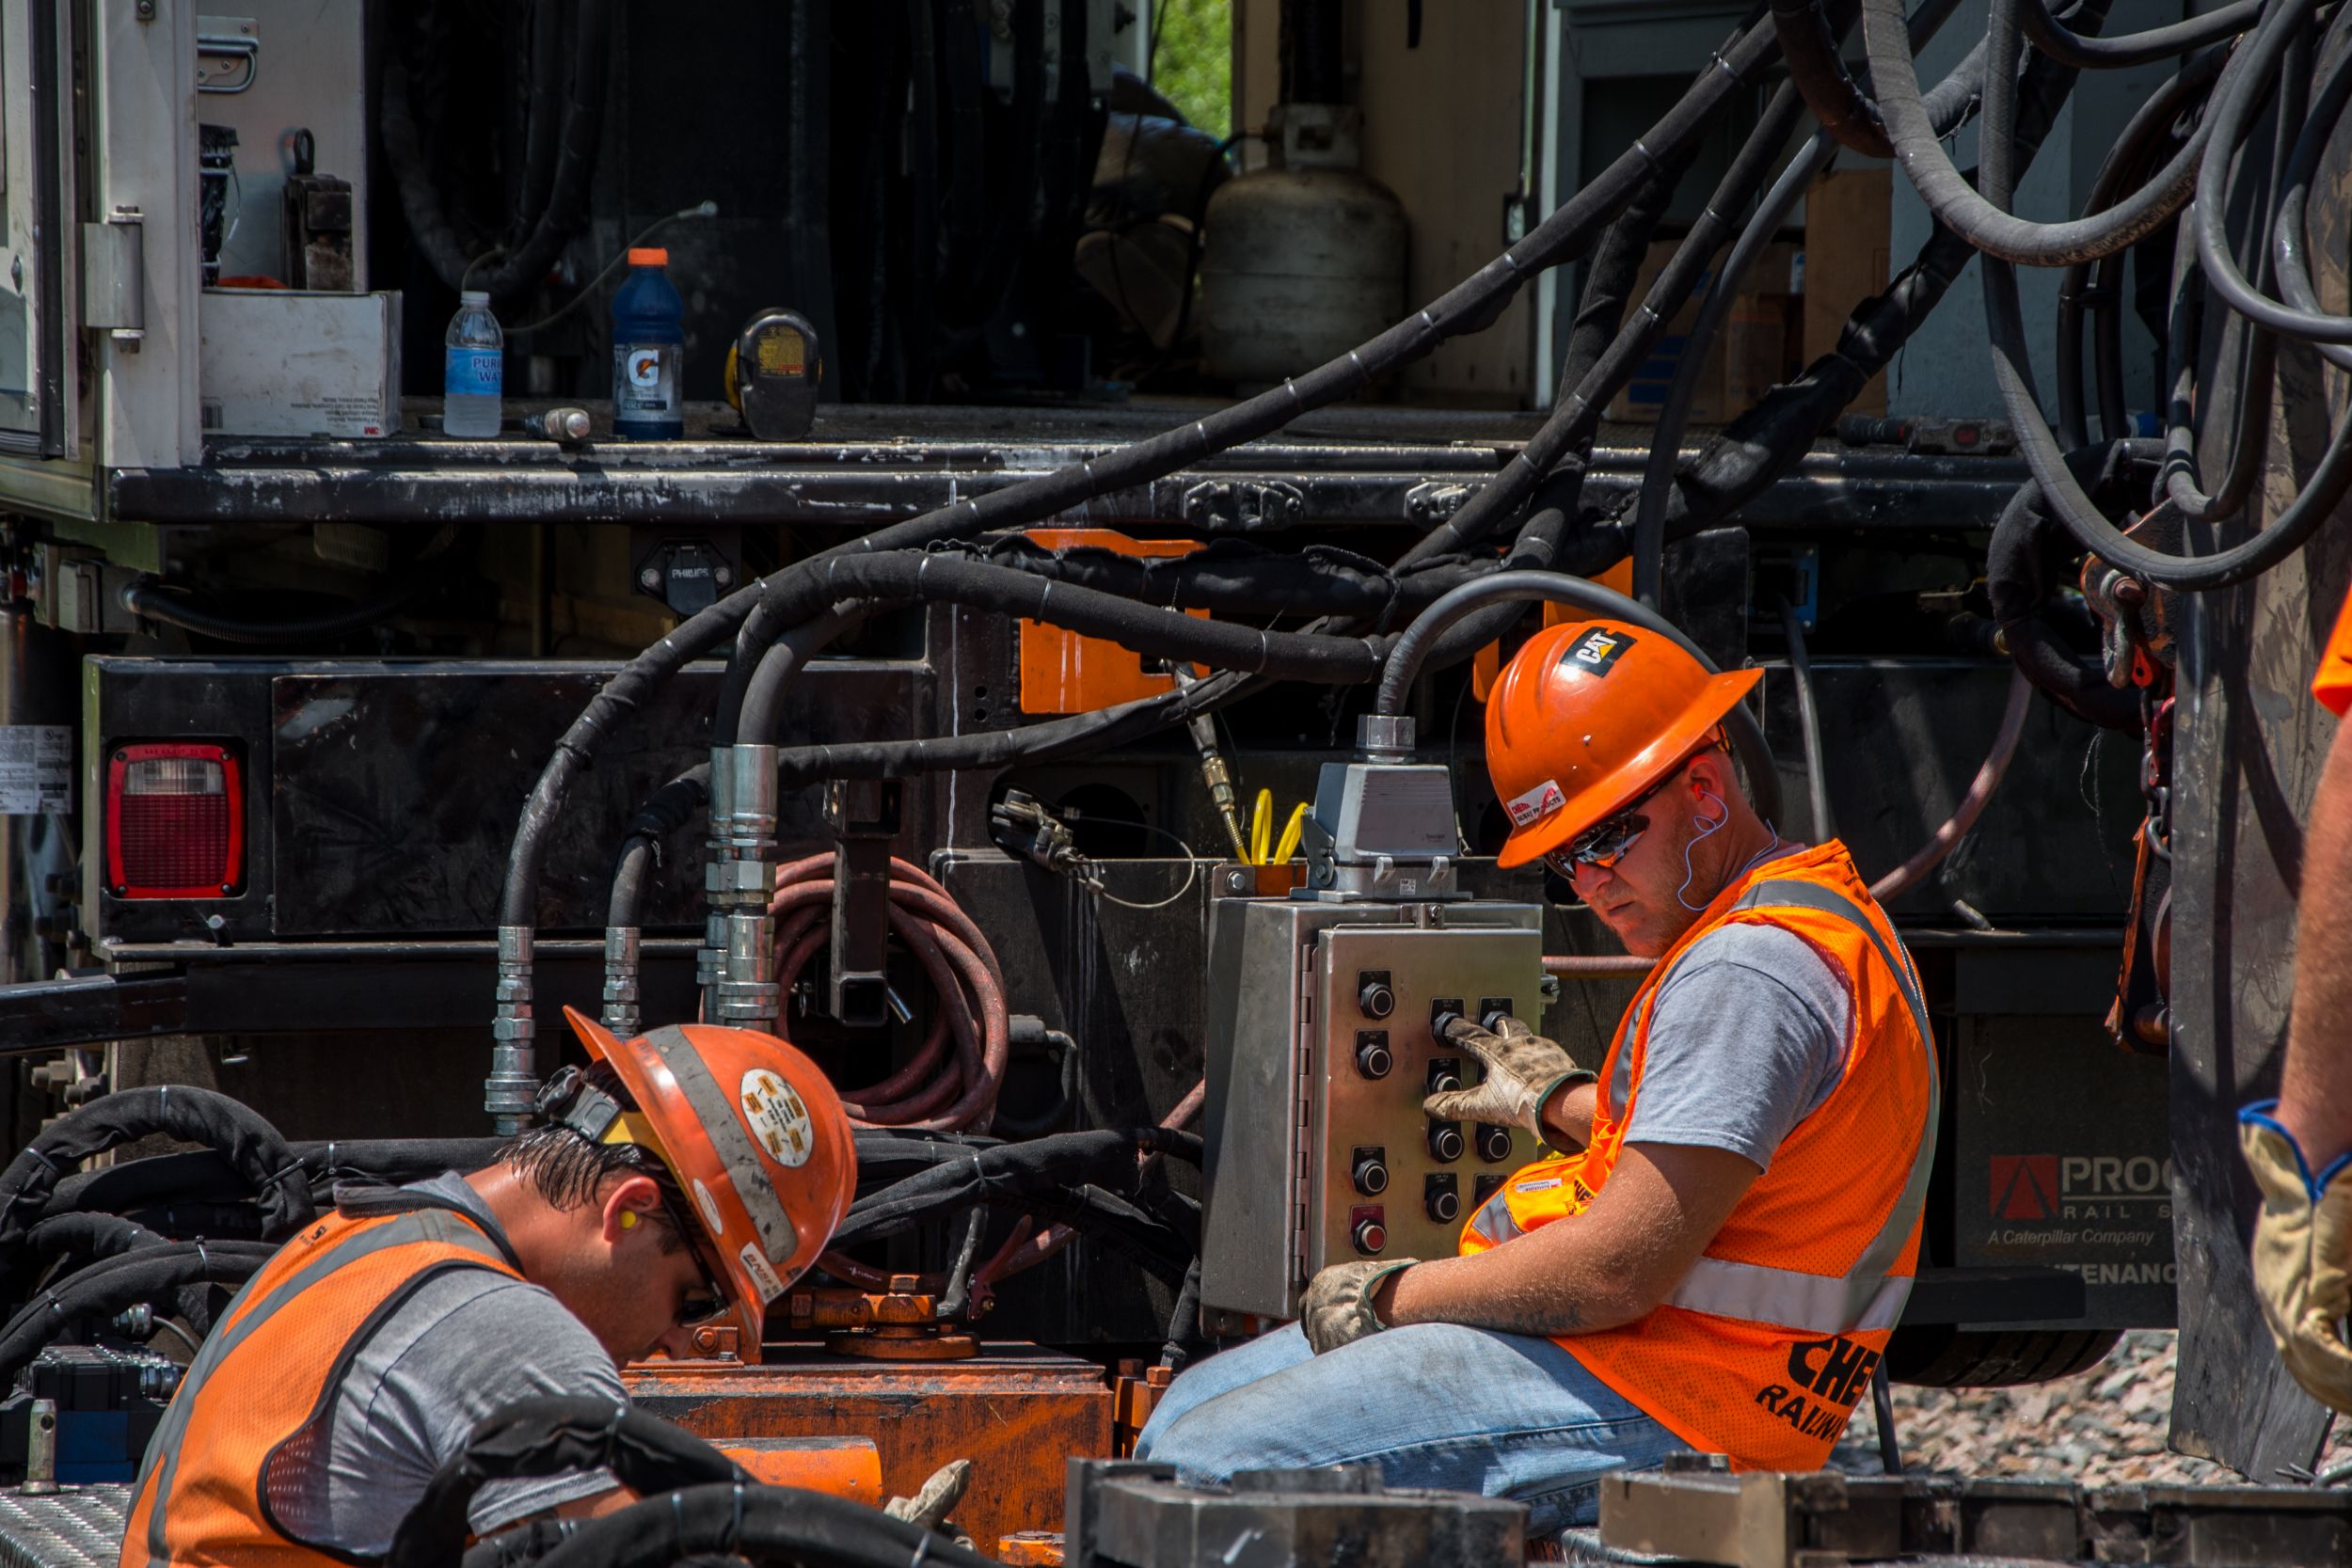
[
  {"xmin": 1249, "ymin": 789, "xmax": 1274, "ymax": 864},
  {"xmin": 1274, "ymin": 803, "xmax": 1309, "ymax": 864}
]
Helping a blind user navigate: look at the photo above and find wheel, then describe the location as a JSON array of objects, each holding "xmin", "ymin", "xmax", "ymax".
[{"xmin": 1884, "ymin": 1325, "xmax": 2123, "ymax": 1387}]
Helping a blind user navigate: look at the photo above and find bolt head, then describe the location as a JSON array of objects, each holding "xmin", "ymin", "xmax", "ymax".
[
  {"xmin": 714, "ymin": 564, "xmax": 734, "ymax": 586},
  {"xmin": 639, "ymin": 566, "xmax": 661, "ymax": 590}
]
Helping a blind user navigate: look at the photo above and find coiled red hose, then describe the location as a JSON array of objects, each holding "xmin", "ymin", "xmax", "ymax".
[{"xmin": 769, "ymin": 853, "xmax": 1009, "ymax": 1134}]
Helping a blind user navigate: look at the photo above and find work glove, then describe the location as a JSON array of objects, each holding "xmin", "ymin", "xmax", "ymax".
[
  {"xmin": 1425, "ymin": 1013, "xmax": 1597, "ymax": 1142},
  {"xmin": 884, "ymin": 1458, "xmax": 974, "ymax": 1540},
  {"xmin": 2239, "ymin": 1106, "xmax": 2352, "ymax": 1414},
  {"xmin": 1300, "ymin": 1258, "xmax": 1418, "ymax": 1354}
]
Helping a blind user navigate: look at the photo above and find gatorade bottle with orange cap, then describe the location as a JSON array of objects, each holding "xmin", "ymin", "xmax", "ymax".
[{"xmin": 612, "ymin": 247, "xmax": 686, "ymax": 438}]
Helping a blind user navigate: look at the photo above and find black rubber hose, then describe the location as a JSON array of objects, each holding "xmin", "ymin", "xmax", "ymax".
[
  {"xmin": 11, "ymin": 1212, "xmax": 165, "ymax": 1301},
  {"xmin": 976, "ymin": 537, "xmax": 1488, "ymax": 617},
  {"xmin": 2019, "ymin": 0, "xmax": 2264, "ymax": 71},
  {"xmin": 501, "ymin": 6, "xmax": 1789, "ymax": 928},
  {"xmin": 1778, "ymin": 596, "xmax": 1836, "ymax": 842},
  {"xmin": 1374, "ymin": 571, "xmax": 1781, "ymax": 827},
  {"xmin": 837, "ymin": 1181, "xmax": 1195, "ymax": 1285},
  {"xmin": 1982, "ymin": 9, "xmax": 2352, "ymax": 587},
  {"xmin": 933, "ymin": 1208, "xmax": 991, "ymax": 1321},
  {"xmin": 2056, "ymin": 42, "xmax": 2233, "ymax": 448},
  {"xmin": 2193, "ymin": 0, "xmax": 2352, "ymax": 343},
  {"xmin": 1620, "ymin": 2, "xmax": 2096, "ymax": 558},
  {"xmin": 1984, "ymin": 479, "xmax": 2145, "ymax": 731},
  {"xmin": 1629, "ymin": 19, "xmax": 1990, "ymax": 609},
  {"xmin": 606, "ymin": 767, "xmax": 710, "ymax": 936},
  {"xmin": 736, "ymin": 610, "xmax": 868, "ymax": 752},
  {"xmin": 389, "ymin": 1398, "xmax": 745, "ymax": 1568},
  {"xmin": 1864, "ymin": 0, "xmax": 2212, "ymax": 265},
  {"xmin": 0, "ymin": 1087, "xmax": 313, "ymax": 1268},
  {"xmin": 1774, "ymin": 0, "xmax": 1893, "ymax": 156},
  {"xmin": 2269, "ymin": 8, "xmax": 2352, "ymax": 372},
  {"xmin": 0, "ymin": 1241, "xmax": 270, "ymax": 1389},
  {"xmin": 1388, "ymin": 80, "xmax": 1749, "ymax": 570},
  {"xmin": 298, "ymin": 1139, "xmax": 509, "ymax": 1186},
  {"xmin": 528, "ymin": 1482, "xmax": 1000, "ymax": 1568}
]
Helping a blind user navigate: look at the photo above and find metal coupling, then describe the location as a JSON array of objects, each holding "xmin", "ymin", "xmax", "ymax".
[
  {"xmin": 1356, "ymin": 713, "xmax": 1417, "ymax": 762},
  {"xmin": 601, "ymin": 926, "xmax": 642, "ymax": 1037},
  {"xmin": 486, "ymin": 926, "xmax": 539, "ymax": 1130}
]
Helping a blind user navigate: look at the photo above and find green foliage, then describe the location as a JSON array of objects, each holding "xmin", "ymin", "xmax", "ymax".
[{"xmin": 1152, "ymin": 0, "xmax": 1232, "ymax": 141}]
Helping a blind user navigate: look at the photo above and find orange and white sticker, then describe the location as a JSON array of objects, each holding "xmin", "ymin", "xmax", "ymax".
[
  {"xmin": 739, "ymin": 1069, "xmax": 814, "ymax": 1167},
  {"xmin": 691, "ymin": 1178, "xmax": 726, "ymax": 1238},
  {"xmin": 1505, "ymin": 778, "xmax": 1566, "ymax": 827},
  {"xmin": 738, "ymin": 1242, "xmax": 787, "ymax": 1304}
]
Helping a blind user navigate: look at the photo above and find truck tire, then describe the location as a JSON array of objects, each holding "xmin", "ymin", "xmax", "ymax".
[{"xmin": 1885, "ymin": 1326, "xmax": 2123, "ymax": 1387}]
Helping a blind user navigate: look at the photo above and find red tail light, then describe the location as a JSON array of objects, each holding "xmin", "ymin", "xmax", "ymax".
[{"xmin": 106, "ymin": 743, "xmax": 244, "ymax": 898}]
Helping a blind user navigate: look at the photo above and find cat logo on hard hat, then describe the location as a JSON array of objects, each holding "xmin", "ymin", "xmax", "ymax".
[{"xmin": 738, "ymin": 1069, "xmax": 815, "ymax": 1167}]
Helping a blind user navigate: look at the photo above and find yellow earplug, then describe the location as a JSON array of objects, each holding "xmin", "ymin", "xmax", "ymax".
[{"xmin": 619, "ymin": 1211, "xmax": 638, "ymax": 1230}]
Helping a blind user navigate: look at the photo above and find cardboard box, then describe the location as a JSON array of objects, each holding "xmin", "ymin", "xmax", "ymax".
[
  {"xmin": 199, "ymin": 289, "xmax": 403, "ymax": 438},
  {"xmin": 1607, "ymin": 239, "xmax": 1799, "ymax": 425},
  {"xmin": 1801, "ymin": 168, "xmax": 1892, "ymax": 416}
]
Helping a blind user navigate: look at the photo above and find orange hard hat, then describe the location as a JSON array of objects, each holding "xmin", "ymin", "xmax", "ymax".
[
  {"xmin": 1485, "ymin": 619, "xmax": 1761, "ymax": 869},
  {"xmin": 562, "ymin": 1006, "xmax": 856, "ymax": 1354}
]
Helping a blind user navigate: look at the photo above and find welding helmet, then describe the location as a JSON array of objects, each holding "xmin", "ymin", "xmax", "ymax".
[
  {"xmin": 558, "ymin": 1006, "xmax": 856, "ymax": 1355},
  {"xmin": 1485, "ymin": 619, "xmax": 1762, "ymax": 869}
]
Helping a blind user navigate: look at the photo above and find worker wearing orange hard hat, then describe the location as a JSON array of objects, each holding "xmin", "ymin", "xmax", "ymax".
[
  {"xmin": 122, "ymin": 1011, "xmax": 861, "ymax": 1567},
  {"xmin": 1141, "ymin": 620, "xmax": 1938, "ymax": 1528}
]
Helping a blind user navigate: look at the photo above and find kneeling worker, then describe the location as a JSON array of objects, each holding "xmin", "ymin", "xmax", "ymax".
[
  {"xmin": 1139, "ymin": 621, "xmax": 1938, "ymax": 1531},
  {"xmin": 122, "ymin": 1009, "xmax": 857, "ymax": 1565}
]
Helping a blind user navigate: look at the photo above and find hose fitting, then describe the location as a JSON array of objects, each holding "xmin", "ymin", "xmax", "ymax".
[
  {"xmin": 600, "ymin": 926, "xmax": 642, "ymax": 1037},
  {"xmin": 487, "ymin": 925, "xmax": 539, "ymax": 1132}
]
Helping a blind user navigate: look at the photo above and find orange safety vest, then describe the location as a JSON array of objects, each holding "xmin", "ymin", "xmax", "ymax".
[
  {"xmin": 2316, "ymin": 582, "xmax": 2352, "ymax": 718},
  {"xmin": 1458, "ymin": 842, "xmax": 1938, "ymax": 1471},
  {"xmin": 121, "ymin": 1197, "xmax": 522, "ymax": 1568}
]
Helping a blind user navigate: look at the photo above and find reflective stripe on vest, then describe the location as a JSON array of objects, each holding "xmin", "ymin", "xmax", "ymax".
[
  {"xmin": 1655, "ymin": 879, "xmax": 1939, "ymax": 1336},
  {"xmin": 128, "ymin": 1209, "xmax": 513, "ymax": 1568}
]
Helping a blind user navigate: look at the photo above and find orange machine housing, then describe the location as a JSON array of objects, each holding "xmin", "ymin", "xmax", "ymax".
[
  {"xmin": 1017, "ymin": 530, "xmax": 1205, "ymax": 713},
  {"xmin": 623, "ymin": 1346, "xmax": 1114, "ymax": 1544}
]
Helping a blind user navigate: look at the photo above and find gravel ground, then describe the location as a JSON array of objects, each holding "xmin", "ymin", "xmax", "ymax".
[{"xmin": 1826, "ymin": 1330, "xmax": 2352, "ymax": 1485}]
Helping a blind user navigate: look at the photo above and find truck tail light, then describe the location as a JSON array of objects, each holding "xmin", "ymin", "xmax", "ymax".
[{"xmin": 106, "ymin": 743, "xmax": 244, "ymax": 898}]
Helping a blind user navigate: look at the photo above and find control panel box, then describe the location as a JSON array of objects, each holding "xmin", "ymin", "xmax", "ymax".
[{"xmin": 1201, "ymin": 896, "xmax": 1544, "ymax": 1320}]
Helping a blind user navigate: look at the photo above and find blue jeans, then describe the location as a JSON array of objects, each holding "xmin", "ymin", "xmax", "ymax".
[{"xmin": 1132, "ymin": 1323, "xmax": 1686, "ymax": 1534}]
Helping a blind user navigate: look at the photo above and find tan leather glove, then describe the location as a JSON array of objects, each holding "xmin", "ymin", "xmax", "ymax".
[
  {"xmin": 1425, "ymin": 1013, "xmax": 1596, "ymax": 1140},
  {"xmin": 2240, "ymin": 1110, "xmax": 2352, "ymax": 1414},
  {"xmin": 884, "ymin": 1458, "xmax": 973, "ymax": 1538},
  {"xmin": 1300, "ymin": 1258, "xmax": 1419, "ymax": 1354}
]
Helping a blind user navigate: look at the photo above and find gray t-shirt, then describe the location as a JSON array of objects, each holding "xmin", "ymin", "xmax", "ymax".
[
  {"xmin": 269, "ymin": 1173, "xmax": 626, "ymax": 1555},
  {"xmin": 1609, "ymin": 923, "xmax": 1854, "ymax": 1170}
]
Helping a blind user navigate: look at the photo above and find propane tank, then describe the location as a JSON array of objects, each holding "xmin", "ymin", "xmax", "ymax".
[{"xmin": 1199, "ymin": 103, "xmax": 1407, "ymax": 390}]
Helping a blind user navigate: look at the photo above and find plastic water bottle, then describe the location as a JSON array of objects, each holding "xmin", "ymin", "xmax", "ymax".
[
  {"xmin": 442, "ymin": 291, "xmax": 504, "ymax": 437},
  {"xmin": 611, "ymin": 248, "xmax": 686, "ymax": 438}
]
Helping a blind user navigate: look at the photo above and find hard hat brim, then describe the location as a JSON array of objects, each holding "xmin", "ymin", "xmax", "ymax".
[{"xmin": 1497, "ymin": 665, "xmax": 1764, "ymax": 869}]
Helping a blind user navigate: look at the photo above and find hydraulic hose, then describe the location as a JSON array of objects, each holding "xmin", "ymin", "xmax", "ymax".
[
  {"xmin": 605, "ymin": 768, "xmax": 710, "ymax": 937},
  {"xmin": 1621, "ymin": 0, "xmax": 2095, "ymax": 563},
  {"xmin": 1771, "ymin": 0, "xmax": 1968, "ymax": 160},
  {"xmin": 1869, "ymin": 668, "xmax": 2035, "ymax": 899},
  {"xmin": 1980, "ymin": 4, "xmax": 2352, "ymax": 589},
  {"xmin": 2019, "ymin": 0, "xmax": 2263, "ymax": 70},
  {"xmin": 1778, "ymin": 596, "xmax": 1836, "ymax": 842},
  {"xmin": 525, "ymin": 1482, "xmax": 998, "ymax": 1568},
  {"xmin": 2193, "ymin": 0, "xmax": 2352, "ymax": 344},
  {"xmin": 2056, "ymin": 44, "xmax": 2233, "ymax": 448},
  {"xmin": 389, "ymin": 1398, "xmax": 744, "ymax": 1568},
  {"xmin": 2269, "ymin": 13, "xmax": 2352, "ymax": 372},
  {"xmin": 1864, "ymin": 0, "xmax": 2212, "ymax": 266},
  {"xmin": 1630, "ymin": 20, "xmax": 1991, "ymax": 609},
  {"xmin": 0, "ymin": 1240, "xmax": 271, "ymax": 1389},
  {"xmin": 0, "ymin": 1087, "xmax": 313, "ymax": 1270},
  {"xmin": 767, "ymin": 856, "xmax": 1009, "ymax": 1132},
  {"xmin": 1391, "ymin": 79, "xmax": 1778, "ymax": 570},
  {"xmin": 975, "ymin": 1077, "xmax": 1206, "ymax": 1290},
  {"xmin": 1374, "ymin": 571, "xmax": 1781, "ymax": 828},
  {"xmin": 1985, "ymin": 478, "xmax": 2145, "ymax": 732}
]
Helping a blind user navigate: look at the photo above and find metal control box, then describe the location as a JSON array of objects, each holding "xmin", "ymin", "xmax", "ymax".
[{"xmin": 1201, "ymin": 896, "xmax": 1543, "ymax": 1320}]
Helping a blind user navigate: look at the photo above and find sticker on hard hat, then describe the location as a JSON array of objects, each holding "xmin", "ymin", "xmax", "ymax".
[
  {"xmin": 738, "ymin": 1242, "xmax": 787, "ymax": 1304},
  {"xmin": 1560, "ymin": 626, "xmax": 1636, "ymax": 676},
  {"xmin": 1505, "ymin": 778, "xmax": 1566, "ymax": 827},
  {"xmin": 692, "ymin": 1178, "xmax": 726, "ymax": 1238},
  {"xmin": 739, "ymin": 1069, "xmax": 815, "ymax": 1167}
]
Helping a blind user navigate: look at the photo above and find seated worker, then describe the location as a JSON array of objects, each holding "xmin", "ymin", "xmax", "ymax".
[
  {"xmin": 120, "ymin": 1009, "xmax": 857, "ymax": 1566},
  {"xmin": 1138, "ymin": 621, "xmax": 1938, "ymax": 1532}
]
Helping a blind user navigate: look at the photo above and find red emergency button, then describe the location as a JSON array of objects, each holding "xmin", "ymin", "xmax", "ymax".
[{"xmin": 1352, "ymin": 1212, "xmax": 1387, "ymax": 1255}]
